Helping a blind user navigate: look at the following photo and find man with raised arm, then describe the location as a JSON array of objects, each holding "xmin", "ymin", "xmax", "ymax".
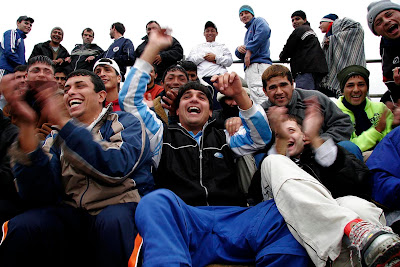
[
  {"xmin": 119, "ymin": 27, "xmax": 310, "ymax": 266},
  {"xmin": 0, "ymin": 66, "xmax": 153, "ymax": 267}
]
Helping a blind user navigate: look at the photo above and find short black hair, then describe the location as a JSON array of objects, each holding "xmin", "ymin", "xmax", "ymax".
[
  {"xmin": 146, "ymin": 20, "xmax": 160, "ymax": 28},
  {"xmin": 179, "ymin": 60, "xmax": 197, "ymax": 73},
  {"xmin": 55, "ymin": 67, "xmax": 68, "ymax": 76},
  {"xmin": 112, "ymin": 22, "xmax": 125, "ymax": 35},
  {"xmin": 175, "ymin": 82, "xmax": 213, "ymax": 111},
  {"xmin": 291, "ymin": 10, "xmax": 306, "ymax": 20},
  {"xmin": 14, "ymin": 64, "xmax": 27, "ymax": 73},
  {"xmin": 67, "ymin": 69, "xmax": 106, "ymax": 94},
  {"xmin": 82, "ymin": 28, "xmax": 94, "ymax": 37},
  {"xmin": 28, "ymin": 55, "xmax": 55, "ymax": 72},
  {"xmin": 161, "ymin": 64, "xmax": 189, "ymax": 83}
]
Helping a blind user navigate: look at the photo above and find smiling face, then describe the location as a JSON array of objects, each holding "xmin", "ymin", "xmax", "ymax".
[
  {"xmin": 240, "ymin": 10, "xmax": 254, "ymax": 24},
  {"xmin": 63, "ymin": 75, "xmax": 106, "ymax": 124},
  {"xmin": 177, "ymin": 89, "xmax": 212, "ymax": 134},
  {"xmin": 162, "ymin": 69, "xmax": 188, "ymax": 93},
  {"xmin": 292, "ymin": 16, "xmax": 306, "ymax": 28},
  {"xmin": 27, "ymin": 62, "xmax": 55, "ymax": 82},
  {"xmin": 343, "ymin": 75, "xmax": 368, "ymax": 106},
  {"xmin": 94, "ymin": 64, "xmax": 121, "ymax": 92},
  {"xmin": 374, "ymin": 9, "xmax": 400, "ymax": 39},
  {"xmin": 204, "ymin": 27, "xmax": 218, "ymax": 42},
  {"xmin": 51, "ymin": 29, "xmax": 63, "ymax": 45},
  {"xmin": 264, "ymin": 76, "xmax": 294, "ymax": 107},
  {"xmin": 282, "ymin": 119, "xmax": 305, "ymax": 158},
  {"xmin": 17, "ymin": 20, "xmax": 32, "ymax": 34}
]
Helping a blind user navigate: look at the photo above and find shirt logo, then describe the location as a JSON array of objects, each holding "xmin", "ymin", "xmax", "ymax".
[
  {"xmin": 113, "ymin": 47, "xmax": 120, "ymax": 52},
  {"xmin": 214, "ymin": 152, "xmax": 224, "ymax": 159},
  {"xmin": 393, "ymin": 56, "xmax": 399, "ymax": 65}
]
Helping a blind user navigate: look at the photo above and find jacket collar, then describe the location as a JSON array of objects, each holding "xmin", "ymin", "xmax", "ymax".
[
  {"xmin": 16, "ymin": 29, "xmax": 27, "ymax": 39},
  {"xmin": 245, "ymin": 17, "xmax": 256, "ymax": 29}
]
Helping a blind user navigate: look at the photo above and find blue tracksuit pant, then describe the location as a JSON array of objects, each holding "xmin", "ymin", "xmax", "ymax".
[
  {"xmin": 135, "ymin": 189, "xmax": 310, "ymax": 266},
  {"xmin": 0, "ymin": 202, "xmax": 140, "ymax": 267}
]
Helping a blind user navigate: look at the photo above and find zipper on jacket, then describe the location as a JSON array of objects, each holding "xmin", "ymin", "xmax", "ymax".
[
  {"xmin": 79, "ymin": 176, "xmax": 90, "ymax": 209},
  {"xmin": 172, "ymin": 124, "xmax": 210, "ymax": 205},
  {"xmin": 198, "ymin": 148, "xmax": 209, "ymax": 206}
]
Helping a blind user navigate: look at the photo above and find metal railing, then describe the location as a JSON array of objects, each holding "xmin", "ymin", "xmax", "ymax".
[{"xmin": 232, "ymin": 59, "xmax": 384, "ymax": 100}]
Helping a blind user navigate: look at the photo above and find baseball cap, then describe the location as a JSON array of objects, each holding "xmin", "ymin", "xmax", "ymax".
[{"xmin": 93, "ymin": 58, "xmax": 121, "ymax": 76}]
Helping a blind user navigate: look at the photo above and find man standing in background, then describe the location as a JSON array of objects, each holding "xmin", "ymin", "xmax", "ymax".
[{"xmin": 235, "ymin": 5, "xmax": 272, "ymax": 105}]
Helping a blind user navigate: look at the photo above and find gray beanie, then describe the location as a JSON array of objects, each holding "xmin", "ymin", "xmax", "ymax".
[{"xmin": 367, "ymin": 0, "xmax": 400, "ymax": 35}]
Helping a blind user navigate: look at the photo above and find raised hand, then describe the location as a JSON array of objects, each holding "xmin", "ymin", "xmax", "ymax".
[
  {"xmin": 303, "ymin": 96, "xmax": 324, "ymax": 148},
  {"xmin": 0, "ymin": 73, "xmax": 37, "ymax": 126}
]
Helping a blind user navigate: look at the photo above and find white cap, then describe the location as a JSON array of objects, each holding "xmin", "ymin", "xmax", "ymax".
[{"xmin": 93, "ymin": 58, "xmax": 121, "ymax": 76}]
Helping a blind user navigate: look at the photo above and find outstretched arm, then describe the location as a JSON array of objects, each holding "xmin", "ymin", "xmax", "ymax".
[
  {"xmin": 211, "ymin": 72, "xmax": 272, "ymax": 156},
  {"xmin": 119, "ymin": 29, "xmax": 173, "ymax": 168}
]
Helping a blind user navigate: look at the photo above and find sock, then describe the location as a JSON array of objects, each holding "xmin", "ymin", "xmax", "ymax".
[{"xmin": 344, "ymin": 218, "xmax": 363, "ymax": 237}]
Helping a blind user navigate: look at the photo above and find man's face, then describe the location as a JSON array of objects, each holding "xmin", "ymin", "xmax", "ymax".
[
  {"xmin": 292, "ymin": 16, "xmax": 306, "ymax": 28},
  {"xmin": 51, "ymin": 29, "xmax": 63, "ymax": 45},
  {"xmin": 27, "ymin": 62, "xmax": 55, "ymax": 81},
  {"xmin": 343, "ymin": 75, "xmax": 368, "ymax": 106},
  {"xmin": 109, "ymin": 27, "xmax": 115, "ymax": 39},
  {"xmin": 55, "ymin": 72, "xmax": 67, "ymax": 89},
  {"xmin": 94, "ymin": 65, "xmax": 121, "ymax": 92},
  {"xmin": 15, "ymin": 70, "xmax": 28, "ymax": 91},
  {"xmin": 177, "ymin": 89, "xmax": 212, "ymax": 132},
  {"xmin": 17, "ymin": 20, "xmax": 32, "ymax": 34},
  {"xmin": 186, "ymin": 70, "xmax": 198, "ymax": 82},
  {"xmin": 319, "ymin": 21, "xmax": 331, "ymax": 33},
  {"xmin": 240, "ymin": 11, "xmax": 254, "ymax": 24},
  {"xmin": 374, "ymin": 9, "xmax": 400, "ymax": 39},
  {"xmin": 204, "ymin": 27, "xmax": 218, "ymax": 42},
  {"xmin": 148, "ymin": 67, "xmax": 157, "ymax": 85},
  {"xmin": 264, "ymin": 76, "xmax": 294, "ymax": 107},
  {"xmin": 282, "ymin": 119, "xmax": 305, "ymax": 158},
  {"xmin": 82, "ymin": 30, "xmax": 94, "ymax": 44},
  {"xmin": 63, "ymin": 75, "xmax": 106, "ymax": 124},
  {"xmin": 146, "ymin": 22, "xmax": 161, "ymax": 36},
  {"xmin": 162, "ymin": 70, "xmax": 188, "ymax": 93}
]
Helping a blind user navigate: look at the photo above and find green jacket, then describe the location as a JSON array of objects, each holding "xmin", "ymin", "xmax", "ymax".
[{"xmin": 336, "ymin": 96, "xmax": 393, "ymax": 152}]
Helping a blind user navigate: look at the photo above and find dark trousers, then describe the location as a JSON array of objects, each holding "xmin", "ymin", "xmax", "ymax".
[{"xmin": 0, "ymin": 202, "xmax": 140, "ymax": 267}]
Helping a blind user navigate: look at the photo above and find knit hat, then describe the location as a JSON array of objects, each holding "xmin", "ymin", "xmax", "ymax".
[
  {"xmin": 205, "ymin": 21, "xmax": 217, "ymax": 32},
  {"xmin": 93, "ymin": 58, "xmax": 121, "ymax": 76},
  {"xmin": 239, "ymin": 5, "xmax": 254, "ymax": 16},
  {"xmin": 367, "ymin": 0, "xmax": 400, "ymax": 35},
  {"xmin": 291, "ymin": 10, "xmax": 306, "ymax": 20},
  {"xmin": 337, "ymin": 65, "xmax": 370, "ymax": 92},
  {"xmin": 320, "ymin": 13, "xmax": 339, "ymax": 23}
]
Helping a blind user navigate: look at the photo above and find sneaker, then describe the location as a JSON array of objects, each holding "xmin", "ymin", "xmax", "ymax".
[{"xmin": 349, "ymin": 221, "xmax": 400, "ymax": 267}]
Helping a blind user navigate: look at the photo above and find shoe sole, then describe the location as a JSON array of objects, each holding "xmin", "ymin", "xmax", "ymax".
[{"xmin": 369, "ymin": 235, "xmax": 400, "ymax": 267}]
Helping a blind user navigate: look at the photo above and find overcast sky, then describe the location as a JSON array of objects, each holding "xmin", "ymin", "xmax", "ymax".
[{"xmin": 1, "ymin": 0, "xmax": 399, "ymax": 96}]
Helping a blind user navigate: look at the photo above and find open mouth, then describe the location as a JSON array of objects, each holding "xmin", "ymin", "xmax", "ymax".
[
  {"xmin": 288, "ymin": 141, "xmax": 294, "ymax": 148},
  {"xmin": 187, "ymin": 106, "xmax": 200, "ymax": 114},
  {"xmin": 388, "ymin": 24, "xmax": 399, "ymax": 34},
  {"xmin": 69, "ymin": 99, "xmax": 83, "ymax": 108}
]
